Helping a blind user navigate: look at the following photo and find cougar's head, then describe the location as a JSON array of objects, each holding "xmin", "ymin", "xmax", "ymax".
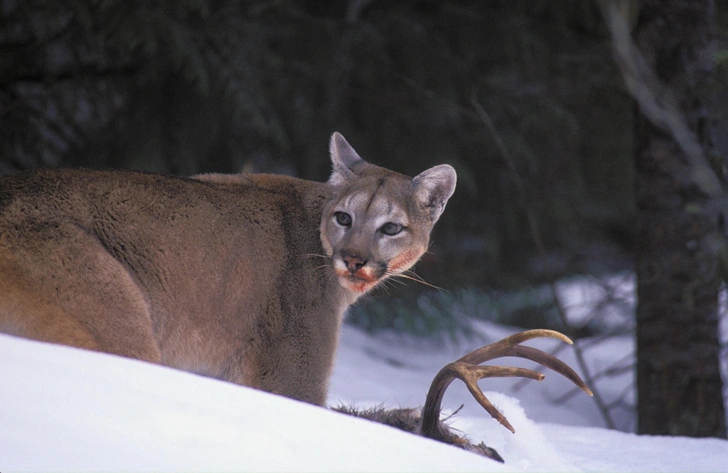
[{"xmin": 320, "ymin": 132, "xmax": 456, "ymax": 296}]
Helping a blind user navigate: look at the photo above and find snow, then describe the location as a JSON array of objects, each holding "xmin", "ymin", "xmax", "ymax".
[
  {"xmin": 0, "ymin": 332, "xmax": 491, "ymax": 472},
  {"xmin": 2, "ymin": 277, "xmax": 728, "ymax": 471}
]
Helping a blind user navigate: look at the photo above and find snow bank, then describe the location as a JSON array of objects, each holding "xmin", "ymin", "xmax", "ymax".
[
  {"xmin": 2, "ymin": 317, "xmax": 728, "ymax": 471},
  {"xmin": 0, "ymin": 333, "xmax": 499, "ymax": 472}
]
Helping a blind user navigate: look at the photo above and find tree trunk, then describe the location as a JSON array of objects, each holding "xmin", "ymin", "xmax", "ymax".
[{"xmin": 634, "ymin": 0, "xmax": 727, "ymax": 437}]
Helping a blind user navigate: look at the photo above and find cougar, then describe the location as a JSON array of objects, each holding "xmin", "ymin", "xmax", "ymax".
[{"xmin": 0, "ymin": 132, "xmax": 456, "ymax": 405}]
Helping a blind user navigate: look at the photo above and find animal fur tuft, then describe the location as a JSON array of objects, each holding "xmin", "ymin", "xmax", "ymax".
[{"xmin": 332, "ymin": 404, "xmax": 504, "ymax": 463}]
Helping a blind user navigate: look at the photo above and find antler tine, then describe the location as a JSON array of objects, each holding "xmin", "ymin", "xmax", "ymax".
[
  {"xmin": 419, "ymin": 329, "xmax": 593, "ymax": 439},
  {"xmin": 504, "ymin": 344, "xmax": 593, "ymax": 396},
  {"xmin": 458, "ymin": 329, "xmax": 571, "ymax": 364}
]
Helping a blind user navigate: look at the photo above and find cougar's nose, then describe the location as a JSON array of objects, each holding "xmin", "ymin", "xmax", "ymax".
[{"xmin": 342, "ymin": 252, "xmax": 367, "ymax": 273}]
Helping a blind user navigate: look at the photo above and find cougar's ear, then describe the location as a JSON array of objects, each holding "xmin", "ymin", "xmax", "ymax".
[
  {"xmin": 413, "ymin": 164, "xmax": 457, "ymax": 223},
  {"xmin": 329, "ymin": 132, "xmax": 367, "ymax": 186}
]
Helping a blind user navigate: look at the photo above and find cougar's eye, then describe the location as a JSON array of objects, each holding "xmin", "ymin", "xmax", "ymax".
[
  {"xmin": 334, "ymin": 212, "xmax": 352, "ymax": 227},
  {"xmin": 381, "ymin": 222, "xmax": 403, "ymax": 236}
]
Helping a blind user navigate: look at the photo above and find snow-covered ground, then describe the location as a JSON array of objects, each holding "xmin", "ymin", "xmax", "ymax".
[{"xmin": 2, "ymin": 306, "xmax": 727, "ymax": 471}]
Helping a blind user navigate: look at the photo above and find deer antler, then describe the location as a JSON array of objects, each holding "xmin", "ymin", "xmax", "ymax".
[{"xmin": 419, "ymin": 329, "xmax": 593, "ymax": 439}]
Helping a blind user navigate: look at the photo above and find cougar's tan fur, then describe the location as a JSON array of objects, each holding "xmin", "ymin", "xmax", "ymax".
[{"xmin": 0, "ymin": 133, "xmax": 456, "ymax": 405}]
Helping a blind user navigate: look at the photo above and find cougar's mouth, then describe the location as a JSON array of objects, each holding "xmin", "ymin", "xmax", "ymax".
[{"xmin": 334, "ymin": 267, "xmax": 379, "ymax": 294}]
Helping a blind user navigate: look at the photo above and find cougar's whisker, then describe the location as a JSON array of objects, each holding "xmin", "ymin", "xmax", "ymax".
[{"xmin": 389, "ymin": 272, "xmax": 443, "ymax": 291}]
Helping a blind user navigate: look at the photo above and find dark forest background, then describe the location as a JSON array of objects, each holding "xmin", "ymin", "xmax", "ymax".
[
  {"xmin": 0, "ymin": 0, "xmax": 644, "ymax": 287},
  {"xmin": 2, "ymin": 0, "xmax": 727, "ymax": 437}
]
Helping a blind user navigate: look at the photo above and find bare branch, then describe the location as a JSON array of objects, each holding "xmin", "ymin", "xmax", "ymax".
[{"xmin": 596, "ymin": 0, "xmax": 723, "ymax": 197}]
